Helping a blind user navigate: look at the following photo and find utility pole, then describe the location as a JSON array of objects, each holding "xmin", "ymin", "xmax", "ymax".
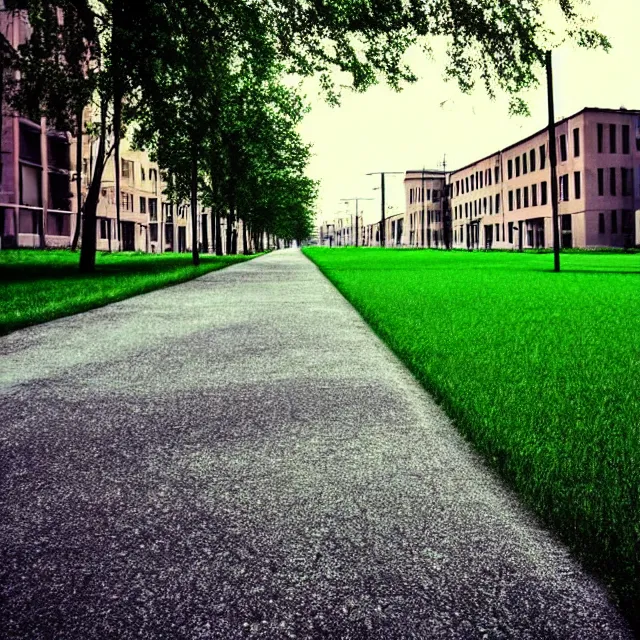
[
  {"xmin": 367, "ymin": 171, "xmax": 403, "ymax": 248},
  {"xmin": 342, "ymin": 197, "xmax": 373, "ymax": 247},
  {"xmin": 546, "ymin": 50, "xmax": 561, "ymax": 272}
]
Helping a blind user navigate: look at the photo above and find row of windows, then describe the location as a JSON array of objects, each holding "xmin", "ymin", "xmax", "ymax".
[
  {"xmin": 596, "ymin": 123, "xmax": 639, "ymax": 154},
  {"xmin": 408, "ymin": 187, "xmax": 441, "ymax": 204},
  {"xmin": 507, "ymin": 143, "xmax": 549, "ymax": 180},
  {"xmin": 122, "ymin": 192, "xmax": 158, "ymax": 214},
  {"xmin": 121, "ymin": 159, "xmax": 159, "ymax": 184},
  {"xmin": 453, "ymin": 194, "xmax": 501, "ymax": 220},
  {"xmin": 597, "ymin": 167, "xmax": 635, "ymax": 197},
  {"xmin": 454, "ymin": 165, "xmax": 501, "ymax": 197},
  {"xmin": 598, "ymin": 210, "xmax": 634, "ymax": 234},
  {"xmin": 507, "ymin": 173, "xmax": 581, "ymax": 210},
  {"xmin": 508, "ymin": 181, "xmax": 549, "ymax": 210}
]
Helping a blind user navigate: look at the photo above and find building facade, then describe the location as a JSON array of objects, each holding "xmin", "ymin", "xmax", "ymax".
[
  {"xmin": 317, "ymin": 107, "xmax": 640, "ymax": 252},
  {"xmin": 450, "ymin": 107, "xmax": 640, "ymax": 250}
]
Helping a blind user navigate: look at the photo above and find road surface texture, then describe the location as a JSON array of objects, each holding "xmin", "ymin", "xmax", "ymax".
[{"xmin": 0, "ymin": 249, "xmax": 632, "ymax": 639}]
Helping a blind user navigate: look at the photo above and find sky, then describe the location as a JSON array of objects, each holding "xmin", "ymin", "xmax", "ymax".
[{"xmin": 297, "ymin": 0, "xmax": 640, "ymax": 227}]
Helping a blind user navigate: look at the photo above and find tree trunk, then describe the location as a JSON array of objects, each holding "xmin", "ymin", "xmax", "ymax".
[
  {"xmin": 242, "ymin": 218, "xmax": 249, "ymax": 254},
  {"xmin": 226, "ymin": 210, "xmax": 233, "ymax": 255},
  {"xmin": 79, "ymin": 96, "xmax": 108, "ymax": 273},
  {"xmin": 113, "ymin": 94, "xmax": 122, "ymax": 250},
  {"xmin": 71, "ymin": 108, "xmax": 83, "ymax": 251},
  {"xmin": 113, "ymin": 0, "xmax": 122, "ymax": 250},
  {"xmin": 190, "ymin": 143, "xmax": 200, "ymax": 266},
  {"xmin": 215, "ymin": 208, "xmax": 222, "ymax": 255}
]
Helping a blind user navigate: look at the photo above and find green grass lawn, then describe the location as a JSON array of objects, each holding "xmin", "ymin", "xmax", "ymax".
[
  {"xmin": 0, "ymin": 249, "xmax": 259, "ymax": 335},
  {"xmin": 303, "ymin": 247, "xmax": 640, "ymax": 629}
]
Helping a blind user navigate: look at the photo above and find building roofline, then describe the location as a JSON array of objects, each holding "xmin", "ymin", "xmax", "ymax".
[{"xmin": 450, "ymin": 106, "xmax": 640, "ymax": 176}]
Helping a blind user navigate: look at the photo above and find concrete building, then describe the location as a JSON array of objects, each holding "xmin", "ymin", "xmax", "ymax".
[
  {"xmin": 318, "ymin": 107, "xmax": 640, "ymax": 252},
  {"xmin": 403, "ymin": 170, "xmax": 446, "ymax": 248},
  {"xmin": 450, "ymin": 107, "xmax": 640, "ymax": 250}
]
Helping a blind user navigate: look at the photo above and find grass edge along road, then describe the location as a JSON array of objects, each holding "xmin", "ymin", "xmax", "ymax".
[
  {"xmin": 303, "ymin": 246, "xmax": 640, "ymax": 633},
  {"xmin": 1, "ymin": 249, "xmax": 260, "ymax": 336}
]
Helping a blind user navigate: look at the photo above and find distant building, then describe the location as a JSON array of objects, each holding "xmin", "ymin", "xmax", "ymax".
[
  {"xmin": 450, "ymin": 107, "xmax": 640, "ymax": 250},
  {"xmin": 317, "ymin": 107, "xmax": 640, "ymax": 252}
]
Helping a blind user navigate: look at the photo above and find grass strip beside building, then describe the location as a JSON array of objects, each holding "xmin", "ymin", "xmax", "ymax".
[
  {"xmin": 303, "ymin": 246, "xmax": 640, "ymax": 630},
  {"xmin": 1, "ymin": 250, "xmax": 259, "ymax": 336}
]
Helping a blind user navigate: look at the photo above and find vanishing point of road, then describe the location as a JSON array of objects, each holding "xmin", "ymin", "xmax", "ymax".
[{"xmin": 0, "ymin": 250, "xmax": 632, "ymax": 639}]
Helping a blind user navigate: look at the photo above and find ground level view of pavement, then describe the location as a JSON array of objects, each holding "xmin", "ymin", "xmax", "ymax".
[{"xmin": 0, "ymin": 249, "xmax": 633, "ymax": 639}]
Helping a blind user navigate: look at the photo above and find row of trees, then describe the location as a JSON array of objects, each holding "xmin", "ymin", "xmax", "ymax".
[{"xmin": 4, "ymin": 0, "xmax": 608, "ymax": 272}]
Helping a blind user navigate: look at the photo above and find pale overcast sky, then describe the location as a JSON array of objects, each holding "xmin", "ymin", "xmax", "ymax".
[{"xmin": 298, "ymin": 0, "xmax": 640, "ymax": 226}]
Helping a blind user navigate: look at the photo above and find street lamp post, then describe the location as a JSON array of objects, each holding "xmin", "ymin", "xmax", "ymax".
[
  {"xmin": 342, "ymin": 197, "xmax": 373, "ymax": 247},
  {"xmin": 366, "ymin": 172, "xmax": 404, "ymax": 248}
]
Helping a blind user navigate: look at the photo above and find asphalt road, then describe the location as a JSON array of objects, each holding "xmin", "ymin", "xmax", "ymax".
[{"xmin": 0, "ymin": 249, "xmax": 632, "ymax": 639}]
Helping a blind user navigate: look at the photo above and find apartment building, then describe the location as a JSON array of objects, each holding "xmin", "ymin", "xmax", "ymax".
[
  {"xmin": 450, "ymin": 107, "xmax": 640, "ymax": 250},
  {"xmin": 0, "ymin": 9, "xmax": 75, "ymax": 249}
]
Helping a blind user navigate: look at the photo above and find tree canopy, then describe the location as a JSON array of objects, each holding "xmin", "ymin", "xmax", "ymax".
[{"xmin": 4, "ymin": 0, "xmax": 609, "ymax": 268}]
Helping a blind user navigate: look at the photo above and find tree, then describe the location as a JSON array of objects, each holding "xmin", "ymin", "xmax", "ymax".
[{"xmin": 8, "ymin": 0, "xmax": 608, "ymax": 270}]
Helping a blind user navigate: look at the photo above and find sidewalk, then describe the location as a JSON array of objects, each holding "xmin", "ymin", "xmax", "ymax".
[{"xmin": 0, "ymin": 249, "xmax": 632, "ymax": 639}]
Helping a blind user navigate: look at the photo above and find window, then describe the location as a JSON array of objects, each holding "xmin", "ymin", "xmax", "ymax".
[
  {"xmin": 20, "ymin": 165, "xmax": 42, "ymax": 207},
  {"xmin": 460, "ymin": 226, "xmax": 464, "ymax": 243},
  {"xmin": 494, "ymin": 166, "xmax": 500, "ymax": 183},
  {"xmin": 621, "ymin": 168, "xmax": 629, "ymax": 196},
  {"xmin": 409, "ymin": 189, "xmax": 413, "ymax": 204},
  {"xmin": 99, "ymin": 219, "xmax": 109, "ymax": 239},
  {"xmin": 574, "ymin": 171, "xmax": 581, "ymax": 199},
  {"xmin": 495, "ymin": 223, "xmax": 500, "ymax": 242},
  {"xmin": 141, "ymin": 167, "xmax": 146, "ymax": 181},
  {"xmin": 489, "ymin": 196, "xmax": 492, "ymax": 215},
  {"xmin": 530, "ymin": 149, "xmax": 536, "ymax": 172},
  {"xmin": 532, "ymin": 183, "xmax": 538, "ymax": 206},
  {"xmin": 508, "ymin": 221, "xmax": 514, "ymax": 243},
  {"xmin": 122, "ymin": 191, "xmax": 131, "ymax": 211},
  {"xmin": 487, "ymin": 168, "xmax": 491, "ymax": 186},
  {"xmin": 121, "ymin": 159, "xmax": 134, "ymax": 181},
  {"xmin": 541, "ymin": 181, "xmax": 548, "ymax": 205},
  {"xmin": 515, "ymin": 156, "xmax": 520, "ymax": 177},
  {"xmin": 610, "ymin": 167, "xmax": 616, "ymax": 195},
  {"xmin": 466, "ymin": 177, "xmax": 469, "ymax": 192},
  {"xmin": 621, "ymin": 125, "xmax": 630, "ymax": 154},
  {"xmin": 540, "ymin": 145, "xmax": 546, "ymax": 170},
  {"xmin": 599, "ymin": 213, "xmax": 605, "ymax": 234},
  {"xmin": 508, "ymin": 159, "xmax": 513, "ymax": 180},
  {"xmin": 465, "ymin": 202, "xmax": 468, "ymax": 218},
  {"xmin": 597, "ymin": 123, "xmax": 604, "ymax": 153},
  {"xmin": 140, "ymin": 196, "xmax": 146, "ymax": 214},
  {"xmin": 427, "ymin": 189, "xmax": 431, "ymax": 201},
  {"xmin": 598, "ymin": 168, "xmax": 604, "ymax": 195},
  {"xmin": 508, "ymin": 190, "xmax": 514, "ymax": 211},
  {"xmin": 482, "ymin": 197, "xmax": 486, "ymax": 214},
  {"xmin": 479, "ymin": 171, "xmax": 483, "ymax": 189},
  {"xmin": 456, "ymin": 180, "xmax": 460, "ymax": 196},
  {"xmin": 611, "ymin": 210, "xmax": 618, "ymax": 233},
  {"xmin": 20, "ymin": 123, "xmax": 42, "ymax": 164},
  {"xmin": 573, "ymin": 128, "xmax": 580, "ymax": 157},
  {"xmin": 516, "ymin": 188, "xmax": 521, "ymax": 209},
  {"xmin": 523, "ymin": 152, "xmax": 528, "ymax": 174},
  {"xmin": 610, "ymin": 124, "xmax": 617, "ymax": 153},
  {"xmin": 474, "ymin": 200, "xmax": 477, "ymax": 216},
  {"xmin": 559, "ymin": 174, "xmax": 569, "ymax": 201},
  {"xmin": 560, "ymin": 134, "xmax": 567, "ymax": 162},
  {"xmin": 622, "ymin": 210, "xmax": 633, "ymax": 234},
  {"xmin": 495, "ymin": 193, "xmax": 500, "ymax": 213},
  {"xmin": 150, "ymin": 223, "xmax": 158, "ymax": 242},
  {"xmin": 49, "ymin": 172, "xmax": 71, "ymax": 211},
  {"xmin": 149, "ymin": 198, "xmax": 158, "ymax": 221},
  {"xmin": 523, "ymin": 186, "xmax": 529, "ymax": 208}
]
